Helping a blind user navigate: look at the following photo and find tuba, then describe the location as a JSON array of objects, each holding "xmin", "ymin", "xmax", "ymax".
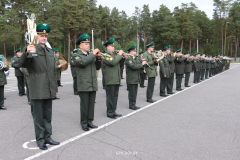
[
  {"xmin": 57, "ymin": 56, "xmax": 68, "ymax": 71},
  {"xmin": 0, "ymin": 55, "xmax": 8, "ymax": 70}
]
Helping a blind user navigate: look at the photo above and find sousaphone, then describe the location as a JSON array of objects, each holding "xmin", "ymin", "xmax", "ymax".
[{"xmin": 57, "ymin": 55, "xmax": 68, "ymax": 71}]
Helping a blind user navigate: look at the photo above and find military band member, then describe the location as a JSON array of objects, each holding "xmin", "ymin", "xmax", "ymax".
[
  {"xmin": 70, "ymin": 49, "xmax": 79, "ymax": 95},
  {"xmin": 139, "ymin": 51, "xmax": 146, "ymax": 88},
  {"xmin": 166, "ymin": 45, "xmax": 175, "ymax": 94},
  {"xmin": 18, "ymin": 23, "xmax": 60, "ymax": 150},
  {"xmin": 55, "ymin": 50, "xmax": 62, "ymax": 87},
  {"xmin": 200, "ymin": 53, "xmax": 206, "ymax": 81},
  {"xmin": 184, "ymin": 51, "xmax": 193, "ymax": 87},
  {"xmin": 0, "ymin": 56, "xmax": 9, "ymax": 110},
  {"xmin": 205, "ymin": 54, "xmax": 210, "ymax": 79},
  {"xmin": 125, "ymin": 45, "xmax": 147, "ymax": 110},
  {"xmin": 102, "ymin": 38, "xmax": 124, "ymax": 118},
  {"xmin": 11, "ymin": 49, "xmax": 25, "ymax": 96},
  {"xmin": 159, "ymin": 47, "xmax": 171, "ymax": 97},
  {"xmin": 193, "ymin": 53, "xmax": 201, "ymax": 83},
  {"xmin": 142, "ymin": 42, "xmax": 158, "ymax": 103},
  {"xmin": 73, "ymin": 34, "xmax": 101, "ymax": 131},
  {"xmin": 174, "ymin": 49, "xmax": 186, "ymax": 91}
]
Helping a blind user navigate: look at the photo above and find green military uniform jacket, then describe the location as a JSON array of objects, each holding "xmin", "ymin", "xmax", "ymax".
[
  {"xmin": 55, "ymin": 57, "xmax": 61, "ymax": 80},
  {"xmin": 167, "ymin": 54, "xmax": 176, "ymax": 74},
  {"xmin": 11, "ymin": 56, "xmax": 24, "ymax": 77},
  {"xmin": 21, "ymin": 68, "xmax": 29, "ymax": 85},
  {"xmin": 70, "ymin": 56, "xmax": 77, "ymax": 78},
  {"xmin": 18, "ymin": 44, "xmax": 58, "ymax": 100},
  {"xmin": 184, "ymin": 58, "xmax": 193, "ymax": 73},
  {"xmin": 159, "ymin": 56, "xmax": 170, "ymax": 78},
  {"xmin": 102, "ymin": 51, "xmax": 122, "ymax": 85},
  {"xmin": 73, "ymin": 50, "xmax": 101, "ymax": 91},
  {"xmin": 0, "ymin": 66, "xmax": 9, "ymax": 86},
  {"xmin": 125, "ymin": 56, "xmax": 143, "ymax": 84},
  {"xmin": 205, "ymin": 59, "xmax": 210, "ymax": 69},
  {"xmin": 142, "ymin": 51, "xmax": 157, "ymax": 77},
  {"xmin": 174, "ymin": 56, "xmax": 186, "ymax": 74},
  {"xmin": 193, "ymin": 58, "xmax": 200, "ymax": 71},
  {"xmin": 119, "ymin": 58, "xmax": 125, "ymax": 68}
]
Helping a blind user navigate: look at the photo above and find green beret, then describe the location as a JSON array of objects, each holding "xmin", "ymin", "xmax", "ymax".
[
  {"xmin": 76, "ymin": 34, "xmax": 90, "ymax": 45},
  {"xmin": 184, "ymin": 51, "xmax": 190, "ymax": 55},
  {"xmin": 103, "ymin": 38, "xmax": 115, "ymax": 46},
  {"xmin": 146, "ymin": 42, "xmax": 154, "ymax": 48},
  {"xmin": 139, "ymin": 51, "xmax": 144, "ymax": 54},
  {"xmin": 167, "ymin": 45, "xmax": 171, "ymax": 49},
  {"xmin": 14, "ymin": 48, "xmax": 21, "ymax": 53},
  {"xmin": 55, "ymin": 50, "xmax": 59, "ymax": 53},
  {"xmin": 127, "ymin": 44, "xmax": 136, "ymax": 52},
  {"xmin": 52, "ymin": 48, "xmax": 56, "ymax": 52},
  {"xmin": 176, "ymin": 49, "xmax": 181, "ymax": 53},
  {"xmin": 36, "ymin": 23, "xmax": 50, "ymax": 35},
  {"xmin": 162, "ymin": 47, "xmax": 168, "ymax": 51}
]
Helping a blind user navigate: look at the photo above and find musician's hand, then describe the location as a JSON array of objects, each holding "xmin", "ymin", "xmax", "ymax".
[
  {"xmin": 173, "ymin": 53, "xmax": 176, "ymax": 57},
  {"xmin": 58, "ymin": 65, "xmax": 62, "ymax": 68},
  {"xmin": 96, "ymin": 52, "xmax": 102, "ymax": 59},
  {"xmin": 26, "ymin": 45, "xmax": 36, "ymax": 54},
  {"xmin": 164, "ymin": 75, "xmax": 166, "ymax": 77},
  {"xmin": 3, "ymin": 65, "xmax": 7, "ymax": 68},
  {"xmin": 118, "ymin": 50, "xmax": 124, "ymax": 56},
  {"xmin": 153, "ymin": 59, "xmax": 157, "ymax": 63},
  {"xmin": 142, "ymin": 61, "xmax": 147, "ymax": 65},
  {"xmin": 93, "ymin": 49, "xmax": 100, "ymax": 55}
]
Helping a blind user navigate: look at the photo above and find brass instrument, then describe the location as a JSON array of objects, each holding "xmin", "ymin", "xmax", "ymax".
[
  {"xmin": 152, "ymin": 50, "xmax": 164, "ymax": 62},
  {"xmin": 0, "ymin": 55, "xmax": 8, "ymax": 70},
  {"xmin": 57, "ymin": 56, "xmax": 68, "ymax": 71},
  {"xmin": 124, "ymin": 53, "xmax": 136, "ymax": 59},
  {"xmin": 99, "ymin": 52, "xmax": 113, "ymax": 60}
]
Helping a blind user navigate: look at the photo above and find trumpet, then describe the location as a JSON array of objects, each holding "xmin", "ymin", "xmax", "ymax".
[
  {"xmin": 98, "ymin": 52, "xmax": 113, "ymax": 60},
  {"xmin": 124, "ymin": 53, "xmax": 136, "ymax": 59}
]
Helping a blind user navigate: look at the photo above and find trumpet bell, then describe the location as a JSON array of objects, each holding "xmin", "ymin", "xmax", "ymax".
[{"xmin": 57, "ymin": 56, "xmax": 68, "ymax": 72}]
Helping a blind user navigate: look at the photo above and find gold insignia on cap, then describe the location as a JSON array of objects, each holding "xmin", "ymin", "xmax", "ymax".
[{"xmin": 43, "ymin": 30, "xmax": 46, "ymax": 33}]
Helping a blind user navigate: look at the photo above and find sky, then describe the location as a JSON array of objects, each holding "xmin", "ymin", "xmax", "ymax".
[{"xmin": 96, "ymin": 0, "xmax": 215, "ymax": 19}]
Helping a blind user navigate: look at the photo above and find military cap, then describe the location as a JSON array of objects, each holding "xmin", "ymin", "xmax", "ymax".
[
  {"xmin": 55, "ymin": 50, "xmax": 59, "ymax": 53},
  {"xmin": 76, "ymin": 34, "xmax": 90, "ymax": 45},
  {"xmin": 14, "ymin": 48, "xmax": 21, "ymax": 53},
  {"xmin": 127, "ymin": 44, "xmax": 136, "ymax": 52},
  {"xmin": 36, "ymin": 23, "xmax": 50, "ymax": 35},
  {"xmin": 195, "ymin": 52, "xmax": 200, "ymax": 55},
  {"xmin": 52, "ymin": 48, "xmax": 56, "ymax": 52},
  {"xmin": 146, "ymin": 42, "xmax": 154, "ymax": 48},
  {"xmin": 139, "ymin": 51, "xmax": 144, "ymax": 55},
  {"xmin": 103, "ymin": 38, "xmax": 115, "ymax": 47},
  {"xmin": 167, "ymin": 45, "xmax": 171, "ymax": 49},
  {"xmin": 162, "ymin": 47, "xmax": 168, "ymax": 51},
  {"xmin": 176, "ymin": 49, "xmax": 181, "ymax": 53},
  {"xmin": 184, "ymin": 51, "xmax": 190, "ymax": 55}
]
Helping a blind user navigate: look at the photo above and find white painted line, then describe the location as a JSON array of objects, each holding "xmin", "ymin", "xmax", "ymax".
[{"xmin": 24, "ymin": 66, "xmax": 237, "ymax": 160}]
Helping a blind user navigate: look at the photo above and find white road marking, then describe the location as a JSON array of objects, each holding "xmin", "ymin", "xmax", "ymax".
[
  {"xmin": 24, "ymin": 66, "xmax": 238, "ymax": 160},
  {"xmin": 23, "ymin": 140, "xmax": 49, "ymax": 150}
]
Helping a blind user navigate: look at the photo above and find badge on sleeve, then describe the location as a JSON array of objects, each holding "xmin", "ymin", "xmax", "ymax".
[
  {"xmin": 129, "ymin": 60, "xmax": 132, "ymax": 64},
  {"xmin": 75, "ymin": 56, "xmax": 80, "ymax": 60}
]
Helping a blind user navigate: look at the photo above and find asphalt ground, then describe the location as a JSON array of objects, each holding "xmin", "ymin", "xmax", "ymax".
[{"xmin": 0, "ymin": 64, "xmax": 239, "ymax": 160}]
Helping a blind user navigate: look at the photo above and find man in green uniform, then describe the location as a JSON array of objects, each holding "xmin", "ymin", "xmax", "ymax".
[
  {"xmin": 102, "ymin": 38, "xmax": 124, "ymax": 118},
  {"xmin": 193, "ymin": 53, "xmax": 200, "ymax": 83},
  {"xmin": 139, "ymin": 51, "xmax": 146, "ymax": 88},
  {"xmin": 166, "ymin": 45, "xmax": 176, "ymax": 94},
  {"xmin": 0, "ymin": 55, "xmax": 9, "ymax": 110},
  {"xmin": 205, "ymin": 55, "xmax": 210, "ymax": 79},
  {"xmin": 184, "ymin": 51, "xmax": 193, "ymax": 87},
  {"xmin": 125, "ymin": 45, "xmax": 147, "ymax": 110},
  {"xmin": 120, "ymin": 57, "xmax": 125, "ymax": 80},
  {"xmin": 174, "ymin": 49, "xmax": 186, "ymax": 91},
  {"xmin": 12, "ymin": 48, "xmax": 25, "ymax": 96},
  {"xmin": 73, "ymin": 33, "xmax": 101, "ymax": 131},
  {"xmin": 55, "ymin": 50, "xmax": 62, "ymax": 87},
  {"xmin": 18, "ymin": 23, "xmax": 60, "ymax": 150},
  {"xmin": 159, "ymin": 47, "xmax": 171, "ymax": 97},
  {"xmin": 142, "ymin": 42, "xmax": 158, "ymax": 103},
  {"xmin": 200, "ymin": 53, "xmax": 206, "ymax": 81},
  {"xmin": 70, "ymin": 49, "xmax": 79, "ymax": 95}
]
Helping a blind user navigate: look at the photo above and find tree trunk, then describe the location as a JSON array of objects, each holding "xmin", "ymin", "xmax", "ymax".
[
  {"xmin": 193, "ymin": 40, "xmax": 195, "ymax": 49},
  {"xmin": 64, "ymin": 32, "xmax": 66, "ymax": 57},
  {"xmin": 75, "ymin": 30, "xmax": 77, "ymax": 49},
  {"xmin": 181, "ymin": 38, "xmax": 183, "ymax": 51},
  {"xmin": 68, "ymin": 28, "xmax": 71, "ymax": 63},
  {"xmin": 227, "ymin": 36, "xmax": 230, "ymax": 56},
  {"xmin": 221, "ymin": 22, "xmax": 223, "ymax": 55},
  {"xmin": 144, "ymin": 27, "xmax": 146, "ymax": 51},
  {"xmin": 234, "ymin": 35, "xmax": 238, "ymax": 61},
  {"xmin": 224, "ymin": 20, "xmax": 227, "ymax": 55},
  {"xmin": 105, "ymin": 24, "xmax": 107, "ymax": 42},
  {"xmin": 230, "ymin": 38, "xmax": 232, "ymax": 57},
  {"xmin": 189, "ymin": 39, "xmax": 191, "ymax": 53}
]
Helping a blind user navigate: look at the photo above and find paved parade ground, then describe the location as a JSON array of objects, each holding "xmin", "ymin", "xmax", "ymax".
[{"xmin": 0, "ymin": 63, "xmax": 240, "ymax": 160}]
